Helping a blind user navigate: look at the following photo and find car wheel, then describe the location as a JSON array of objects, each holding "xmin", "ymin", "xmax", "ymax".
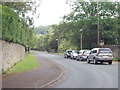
[
  {"xmin": 100, "ymin": 62, "xmax": 103, "ymax": 64},
  {"xmin": 72, "ymin": 56, "xmax": 74, "ymax": 59},
  {"xmin": 64, "ymin": 55, "xmax": 66, "ymax": 58},
  {"xmin": 93, "ymin": 58, "xmax": 97, "ymax": 64},
  {"xmin": 74, "ymin": 57, "xmax": 76, "ymax": 60},
  {"xmin": 87, "ymin": 58, "xmax": 90, "ymax": 63},
  {"xmin": 80, "ymin": 57, "xmax": 83, "ymax": 61},
  {"xmin": 76, "ymin": 56, "xmax": 79, "ymax": 61},
  {"xmin": 108, "ymin": 61, "xmax": 112, "ymax": 65},
  {"xmin": 73, "ymin": 56, "xmax": 75, "ymax": 60},
  {"xmin": 66, "ymin": 56, "xmax": 68, "ymax": 58}
]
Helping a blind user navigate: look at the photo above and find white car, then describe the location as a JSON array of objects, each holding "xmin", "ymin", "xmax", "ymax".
[
  {"xmin": 64, "ymin": 50, "xmax": 72, "ymax": 58},
  {"xmin": 70, "ymin": 50, "xmax": 79, "ymax": 60},
  {"xmin": 87, "ymin": 48, "xmax": 113, "ymax": 65},
  {"xmin": 77, "ymin": 50, "xmax": 91, "ymax": 61}
]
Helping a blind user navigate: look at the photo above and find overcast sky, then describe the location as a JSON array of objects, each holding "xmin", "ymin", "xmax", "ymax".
[
  {"xmin": 33, "ymin": 0, "xmax": 119, "ymax": 27},
  {"xmin": 34, "ymin": 0, "xmax": 74, "ymax": 27}
]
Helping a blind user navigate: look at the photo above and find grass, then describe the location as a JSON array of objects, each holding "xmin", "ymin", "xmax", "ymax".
[
  {"xmin": 31, "ymin": 50, "xmax": 45, "ymax": 53},
  {"xmin": 112, "ymin": 58, "xmax": 120, "ymax": 61},
  {"xmin": 49, "ymin": 52, "xmax": 64, "ymax": 55},
  {"xmin": 32, "ymin": 50, "xmax": 64, "ymax": 55},
  {"xmin": 5, "ymin": 53, "xmax": 39, "ymax": 74}
]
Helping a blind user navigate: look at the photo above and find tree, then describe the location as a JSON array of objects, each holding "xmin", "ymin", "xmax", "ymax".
[
  {"xmin": 1, "ymin": 5, "xmax": 37, "ymax": 48},
  {"xmin": 34, "ymin": 1, "xmax": 119, "ymax": 52},
  {"xmin": 1, "ymin": 1, "xmax": 41, "ymax": 27},
  {"xmin": 60, "ymin": 1, "xmax": 119, "ymax": 48}
]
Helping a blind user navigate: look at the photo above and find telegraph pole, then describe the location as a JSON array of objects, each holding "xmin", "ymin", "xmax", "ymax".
[
  {"xmin": 80, "ymin": 29, "xmax": 83, "ymax": 50},
  {"xmin": 97, "ymin": 0, "xmax": 100, "ymax": 47}
]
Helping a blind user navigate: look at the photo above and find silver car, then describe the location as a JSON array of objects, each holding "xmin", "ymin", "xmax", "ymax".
[
  {"xmin": 87, "ymin": 48, "xmax": 113, "ymax": 65},
  {"xmin": 77, "ymin": 50, "xmax": 91, "ymax": 61},
  {"xmin": 64, "ymin": 50, "xmax": 72, "ymax": 58},
  {"xmin": 70, "ymin": 50, "xmax": 79, "ymax": 60}
]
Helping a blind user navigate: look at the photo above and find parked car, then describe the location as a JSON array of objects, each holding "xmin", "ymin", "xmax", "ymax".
[
  {"xmin": 70, "ymin": 50, "xmax": 80, "ymax": 60},
  {"xmin": 76, "ymin": 50, "xmax": 91, "ymax": 61},
  {"xmin": 64, "ymin": 50, "xmax": 72, "ymax": 58},
  {"xmin": 87, "ymin": 48, "xmax": 113, "ymax": 65}
]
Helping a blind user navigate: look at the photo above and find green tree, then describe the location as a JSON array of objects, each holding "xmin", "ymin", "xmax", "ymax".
[
  {"xmin": 1, "ymin": 5, "xmax": 37, "ymax": 48},
  {"xmin": 34, "ymin": 1, "xmax": 119, "ymax": 52}
]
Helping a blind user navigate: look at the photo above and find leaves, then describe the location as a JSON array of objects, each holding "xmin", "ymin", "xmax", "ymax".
[
  {"xmin": 2, "ymin": 5, "xmax": 37, "ymax": 48},
  {"xmin": 35, "ymin": 1, "xmax": 119, "ymax": 52}
]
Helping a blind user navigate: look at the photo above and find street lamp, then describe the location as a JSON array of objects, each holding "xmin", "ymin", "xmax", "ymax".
[{"xmin": 80, "ymin": 29, "xmax": 83, "ymax": 50}]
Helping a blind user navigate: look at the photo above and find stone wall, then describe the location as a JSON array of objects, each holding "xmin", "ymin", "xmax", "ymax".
[
  {"xmin": 1, "ymin": 40, "xmax": 26, "ymax": 72},
  {"xmin": 104, "ymin": 45, "xmax": 120, "ymax": 60}
]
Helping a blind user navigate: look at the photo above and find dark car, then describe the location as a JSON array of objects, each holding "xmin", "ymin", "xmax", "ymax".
[
  {"xmin": 64, "ymin": 50, "xmax": 72, "ymax": 58},
  {"xmin": 76, "ymin": 50, "xmax": 91, "ymax": 61}
]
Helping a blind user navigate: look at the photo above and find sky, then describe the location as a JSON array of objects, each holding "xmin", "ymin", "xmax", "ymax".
[
  {"xmin": 33, "ymin": 0, "xmax": 119, "ymax": 27},
  {"xmin": 34, "ymin": 0, "xmax": 74, "ymax": 27}
]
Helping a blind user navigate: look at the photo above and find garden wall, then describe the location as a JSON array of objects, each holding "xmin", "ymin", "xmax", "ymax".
[{"xmin": 0, "ymin": 40, "xmax": 26, "ymax": 72}]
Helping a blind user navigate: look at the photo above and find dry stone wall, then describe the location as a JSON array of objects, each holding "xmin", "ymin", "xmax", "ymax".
[{"xmin": 1, "ymin": 40, "xmax": 26, "ymax": 72}]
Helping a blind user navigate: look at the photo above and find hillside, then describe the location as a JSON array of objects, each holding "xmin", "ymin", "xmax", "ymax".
[{"xmin": 35, "ymin": 26, "xmax": 50, "ymax": 35}]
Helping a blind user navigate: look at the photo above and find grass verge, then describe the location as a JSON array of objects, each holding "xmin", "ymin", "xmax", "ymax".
[
  {"xmin": 32, "ymin": 50, "xmax": 64, "ymax": 55},
  {"xmin": 5, "ymin": 53, "xmax": 39, "ymax": 74},
  {"xmin": 112, "ymin": 58, "xmax": 120, "ymax": 61},
  {"xmin": 31, "ymin": 50, "xmax": 45, "ymax": 53},
  {"xmin": 49, "ymin": 52, "xmax": 64, "ymax": 55}
]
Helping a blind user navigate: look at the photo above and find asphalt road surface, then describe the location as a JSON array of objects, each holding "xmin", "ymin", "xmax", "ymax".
[{"xmin": 38, "ymin": 52, "xmax": 118, "ymax": 88}]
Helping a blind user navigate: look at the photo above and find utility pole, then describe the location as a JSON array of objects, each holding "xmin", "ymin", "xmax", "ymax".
[
  {"xmin": 97, "ymin": 0, "xmax": 100, "ymax": 47},
  {"xmin": 56, "ymin": 39, "xmax": 59, "ymax": 53},
  {"xmin": 80, "ymin": 29, "xmax": 83, "ymax": 50}
]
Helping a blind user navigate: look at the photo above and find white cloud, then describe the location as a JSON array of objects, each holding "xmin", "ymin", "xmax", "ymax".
[{"xmin": 34, "ymin": 0, "xmax": 73, "ymax": 27}]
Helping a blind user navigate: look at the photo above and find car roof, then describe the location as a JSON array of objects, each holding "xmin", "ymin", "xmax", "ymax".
[
  {"xmin": 66, "ymin": 50, "xmax": 72, "ymax": 51},
  {"xmin": 92, "ymin": 48, "xmax": 111, "ymax": 50},
  {"xmin": 80, "ymin": 50, "xmax": 91, "ymax": 52}
]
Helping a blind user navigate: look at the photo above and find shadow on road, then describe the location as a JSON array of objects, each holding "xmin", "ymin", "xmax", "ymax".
[{"xmin": 90, "ymin": 63, "xmax": 109, "ymax": 65}]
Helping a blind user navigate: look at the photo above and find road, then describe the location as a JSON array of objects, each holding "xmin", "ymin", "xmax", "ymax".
[{"xmin": 38, "ymin": 52, "xmax": 118, "ymax": 88}]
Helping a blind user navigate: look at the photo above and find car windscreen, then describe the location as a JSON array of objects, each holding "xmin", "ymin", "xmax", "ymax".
[
  {"xmin": 76, "ymin": 51, "xmax": 80, "ymax": 54},
  {"xmin": 84, "ymin": 50, "xmax": 91, "ymax": 54},
  {"xmin": 73, "ymin": 50, "xmax": 79, "ymax": 54},
  {"xmin": 68, "ymin": 51, "xmax": 72, "ymax": 54},
  {"xmin": 100, "ymin": 49, "xmax": 111, "ymax": 53}
]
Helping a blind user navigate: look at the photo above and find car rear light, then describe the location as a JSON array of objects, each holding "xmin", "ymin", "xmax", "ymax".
[
  {"xmin": 98, "ymin": 49, "xmax": 100, "ymax": 54},
  {"xmin": 109, "ymin": 48, "xmax": 112, "ymax": 53},
  {"xmin": 82, "ymin": 53, "xmax": 84, "ymax": 56}
]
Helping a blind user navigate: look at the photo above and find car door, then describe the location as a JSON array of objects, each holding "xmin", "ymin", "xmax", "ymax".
[
  {"xmin": 89, "ymin": 50, "xmax": 97, "ymax": 60},
  {"xmin": 78, "ymin": 51, "xmax": 82, "ymax": 59},
  {"xmin": 91, "ymin": 50, "xmax": 97, "ymax": 60},
  {"xmin": 88, "ymin": 50, "xmax": 94, "ymax": 60},
  {"xmin": 71, "ymin": 51, "xmax": 73, "ymax": 58}
]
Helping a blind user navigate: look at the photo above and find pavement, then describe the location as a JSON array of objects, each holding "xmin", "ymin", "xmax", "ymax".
[{"xmin": 2, "ymin": 52, "xmax": 63, "ymax": 88}]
